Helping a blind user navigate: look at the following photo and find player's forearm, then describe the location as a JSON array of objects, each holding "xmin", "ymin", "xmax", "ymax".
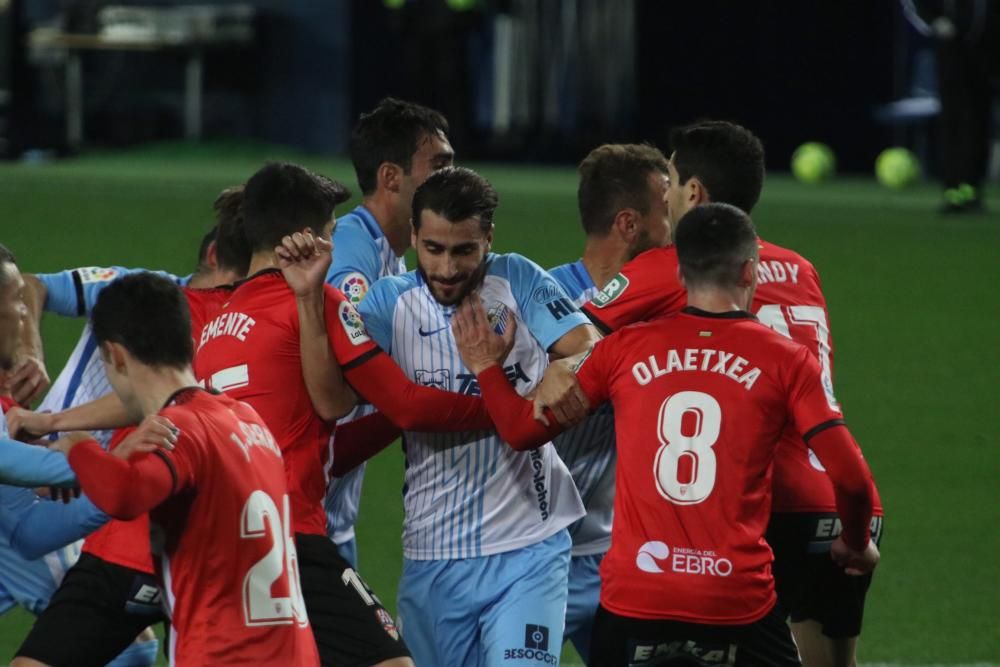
[
  {"xmin": 346, "ymin": 353, "xmax": 494, "ymax": 432},
  {"xmin": 9, "ymin": 492, "xmax": 109, "ymax": 560},
  {"xmin": 0, "ymin": 438, "xmax": 77, "ymax": 487},
  {"xmin": 477, "ymin": 365, "xmax": 563, "ymax": 450},
  {"xmin": 807, "ymin": 425, "xmax": 875, "ymax": 550},
  {"xmin": 297, "ymin": 293, "xmax": 357, "ymax": 420},
  {"xmin": 548, "ymin": 323, "xmax": 602, "ymax": 360},
  {"xmin": 68, "ymin": 440, "xmax": 172, "ymax": 519},
  {"xmin": 51, "ymin": 392, "xmax": 132, "ymax": 432},
  {"xmin": 331, "ymin": 412, "xmax": 401, "ymax": 476}
]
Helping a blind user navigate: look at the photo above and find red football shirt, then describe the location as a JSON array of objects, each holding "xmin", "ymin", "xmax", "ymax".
[
  {"xmin": 574, "ymin": 309, "xmax": 846, "ymax": 624},
  {"xmin": 582, "ymin": 241, "xmax": 882, "ymax": 515},
  {"xmin": 83, "ymin": 285, "xmax": 230, "ymax": 574},
  {"xmin": 152, "ymin": 388, "xmax": 318, "ymax": 666},
  {"xmin": 751, "ymin": 241, "xmax": 882, "ymax": 514},
  {"xmin": 193, "ymin": 270, "xmax": 377, "ymax": 536},
  {"xmin": 582, "ymin": 246, "xmax": 685, "ymax": 334}
]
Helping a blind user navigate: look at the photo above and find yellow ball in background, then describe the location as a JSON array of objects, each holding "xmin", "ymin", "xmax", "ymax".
[
  {"xmin": 791, "ymin": 142, "xmax": 836, "ymax": 184},
  {"xmin": 875, "ymin": 148, "xmax": 920, "ymax": 189}
]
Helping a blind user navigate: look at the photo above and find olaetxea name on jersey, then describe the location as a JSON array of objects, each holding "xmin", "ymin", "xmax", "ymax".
[{"xmin": 630, "ymin": 347, "xmax": 762, "ymax": 391}]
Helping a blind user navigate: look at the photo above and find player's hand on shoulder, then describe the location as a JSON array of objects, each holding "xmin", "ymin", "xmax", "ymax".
[
  {"xmin": 831, "ymin": 535, "xmax": 880, "ymax": 576},
  {"xmin": 276, "ymin": 228, "xmax": 333, "ymax": 298},
  {"xmin": 5, "ymin": 406, "xmax": 55, "ymax": 441},
  {"xmin": 533, "ymin": 356, "xmax": 588, "ymax": 427},
  {"xmin": 3, "ymin": 356, "xmax": 50, "ymax": 406},
  {"xmin": 451, "ymin": 293, "xmax": 517, "ymax": 374},
  {"xmin": 111, "ymin": 415, "xmax": 178, "ymax": 460}
]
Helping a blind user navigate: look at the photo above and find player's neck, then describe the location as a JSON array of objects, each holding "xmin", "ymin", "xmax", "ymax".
[
  {"xmin": 685, "ymin": 288, "xmax": 751, "ymax": 315},
  {"xmin": 362, "ymin": 195, "xmax": 411, "ymax": 256},
  {"xmin": 131, "ymin": 365, "xmax": 201, "ymax": 417},
  {"xmin": 189, "ymin": 268, "xmax": 241, "ymax": 289},
  {"xmin": 581, "ymin": 237, "xmax": 628, "ymax": 290},
  {"xmin": 247, "ymin": 251, "xmax": 280, "ymax": 276}
]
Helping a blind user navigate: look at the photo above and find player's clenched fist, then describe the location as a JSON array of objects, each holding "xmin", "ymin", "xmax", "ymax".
[
  {"xmin": 276, "ymin": 228, "xmax": 334, "ymax": 298},
  {"xmin": 831, "ymin": 536, "xmax": 880, "ymax": 576}
]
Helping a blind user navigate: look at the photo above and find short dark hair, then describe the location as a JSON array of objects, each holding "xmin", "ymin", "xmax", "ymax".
[
  {"xmin": 675, "ymin": 203, "xmax": 758, "ymax": 290},
  {"xmin": 577, "ymin": 144, "xmax": 669, "ymax": 236},
  {"xmin": 412, "ymin": 167, "xmax": 498, "ymax": 232},
  {"xmin": 242, "ymin": 162, "xmax": 351, "ymax": 252},
  {"xmin": 212, "ymin": 185, "xmax": 251, "ymax": 276},
  {"xmin": 91, "ymin": 273, "xmax": 193, "ymax": 369},
  {"xmin": 350, "ymin": 97, "xmax": 450, "ymax": 196},
  {"xmin": 670, "ymin": 121, "xmax": 765, "ymax": 214}
]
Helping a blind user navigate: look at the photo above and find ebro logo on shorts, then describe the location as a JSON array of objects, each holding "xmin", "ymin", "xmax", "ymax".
[{"xmin": 636, "ymin": 541, "xmax": 733, "ymax": 577}]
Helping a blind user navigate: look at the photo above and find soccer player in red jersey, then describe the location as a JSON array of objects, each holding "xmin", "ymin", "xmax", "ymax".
[
  {"xmin": 452, "ymin": 203, "xmax": 880, "ymax": 666},
  {"xmin": 39, "ymin": 272, "xmax": 320, "ymax": 666},
  {"xmin": 194, "ymin": 162, "xmax": 493, "ymax": 667},
  {"xmin": 540, "ymin": 121, "xmax": 883, "ymax": 666},
  {"xmin": 11, "ymin": 190, "xmax": 253, "ymax": 667}
]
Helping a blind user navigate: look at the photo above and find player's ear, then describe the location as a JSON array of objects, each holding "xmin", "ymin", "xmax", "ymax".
[
  {"xmin": 484, "ymin": 225, "xmax": 494, "ymax": 252},
  {"xmin": 105, "ymin": 342, "xmax": 128, "ymax": 375},
  {"xmin": 204, "ymin": 240, "xmax": 219, "ymax": 271},
  {"xmin": 738, "ymin": 258, "xmax": 756, "ymax": 288},
  {"xmin": 689, "ymin": 177, "xmax": 708, "ymax": 206},
  {"xmin": 613, "ymin": 208, "xmax": 638, "ymax": 242},
  {"xmin": 378, "ymin": 162, "xmax": 403, "ymax": 194}
]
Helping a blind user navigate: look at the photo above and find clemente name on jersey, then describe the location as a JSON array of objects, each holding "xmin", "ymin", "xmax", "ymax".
[{"xmin": 199, "ymin": 311, "xmax": 256, "ymax": 348}]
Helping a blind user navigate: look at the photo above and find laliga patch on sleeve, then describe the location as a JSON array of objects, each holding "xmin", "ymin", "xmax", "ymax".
[
  {"xmin": 340, "ymin": 272, "xmax": 370, "ymax": 305},
  {"xmin": 590, "ymin": 273, "xmax": 629, "ymax": 308},
  {"xmin": 76, "ymin": 267, "xmax": 119, "ymax": 284},
  {"xmin": 338, "ymin": 300, "xmax": 371, "ymax": 346}
]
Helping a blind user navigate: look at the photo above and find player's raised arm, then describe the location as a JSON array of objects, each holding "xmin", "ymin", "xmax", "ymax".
[{"xmin": 277, "ymin": 228, "xmax": 358, "ymax": 421}]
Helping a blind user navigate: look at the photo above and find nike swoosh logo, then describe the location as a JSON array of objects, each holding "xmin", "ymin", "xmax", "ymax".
[{"xmin": 418, "ymin": 325, "xmax": 449, "ymax": 337}]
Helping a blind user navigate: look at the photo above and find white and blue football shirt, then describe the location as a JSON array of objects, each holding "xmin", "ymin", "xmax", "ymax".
[
  {"xmin": 358, "ymin": 252, "xmax": 587, "ymax": 560},
  {"xmin": 36, "ymin": 267, "xmax": 189, "ymax": 448},
  {"xmin": 548, "ymin": 260, "xmax": 617, "ymax": 556},
  {"xmin": 323, "ymin": 206, "xmax": 407, "ymax": 547}
]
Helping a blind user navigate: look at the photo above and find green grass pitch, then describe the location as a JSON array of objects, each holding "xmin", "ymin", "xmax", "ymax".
[{"xmin": 0, "ymin": 142, "xmax": 997, "ymax": 665}]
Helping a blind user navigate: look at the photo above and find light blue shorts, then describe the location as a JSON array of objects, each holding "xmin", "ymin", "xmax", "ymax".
[
  {"xmin": 564, "ymin": 552, "xmax": 604, "ymax": 664},
  {"xmin": 398, "ymin": 529, "xmax": 571, "ymax": 666}
]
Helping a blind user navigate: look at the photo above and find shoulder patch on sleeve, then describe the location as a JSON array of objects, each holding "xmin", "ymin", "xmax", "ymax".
[
  {"xmin": 590, "ymin": 273, "xmax": 629, "ymax": 308},
  {"xmin": 339, "ymin": 272, "xmax": 371, "ymax": 305},
  {"xmin": 338, "ymin": 300, "xmax": 372, "ymax": 346},
  {"xmin": 76, "ymin": 267, "xmax": 119, "ymax": 284}
]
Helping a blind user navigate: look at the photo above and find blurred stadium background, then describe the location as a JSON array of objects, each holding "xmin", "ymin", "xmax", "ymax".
[{"xmin": 1, "ymin": 0, "xmax": 998, "ymax": 665}]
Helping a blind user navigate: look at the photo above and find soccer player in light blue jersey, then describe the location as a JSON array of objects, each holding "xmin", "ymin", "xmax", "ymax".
[
  {"xmin": 324, "ymin": 98, "xmax": 454, "ymax": 566},
  {"xmin": 357, "ymin": 167, "xmax": 601, "ymax": 666},
  {"xmin": 546, "ymin": 144, "xmax": 671, "ymax": 662}
]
